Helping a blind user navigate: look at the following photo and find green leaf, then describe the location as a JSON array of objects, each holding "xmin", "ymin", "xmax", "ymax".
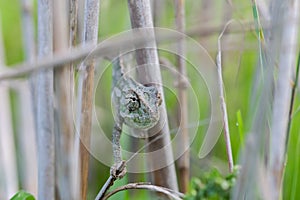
[
  {"xmin": 184, "ymin": 167, "xmax": 239, "ymax": 200},
  {"xmin": 10, "ymin": 191, "xmax": 35, "ymax": 200}
]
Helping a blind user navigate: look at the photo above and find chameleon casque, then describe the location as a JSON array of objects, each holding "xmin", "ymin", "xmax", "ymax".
[{"xmin": 110, "ymin": 57, "xmax": 162, "ymax": 178}]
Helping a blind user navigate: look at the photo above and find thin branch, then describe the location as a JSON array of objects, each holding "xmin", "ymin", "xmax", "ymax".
[
  {"xmin": 217, "ymin": 20, "xmax": 234, "ymax": 173},
  {"xmin": 68, "ymin": 0, "xmax": 79, "ymax": 197},
  {"xmin": 174, "ymin": 0, "xmax": 189, "ymax": 193},
  {"xmin": 94, "ymin": 161, "xmax": 126, "ymax": 200},
  {"xmin": 96, "ymin": 121, "xmax": 207, "ymax": 199},
  {"xmin": 36, "ymin": 0, "xmax": 55, "ymax": 199},
  {"xmin": 76, "ymin": 0, "xmax": 100, "ymax": 199},
  {"xmin": 53, "ymin": 0, "xmax": 76, "ymax": 199},
  {"xmin": 69, "ymin": 0, "xmax": 78, "ymax": 47},
  {"xmin": 0, "ymin": 20, "xmax": 260, "ymax": 81},
  {"xmin": 68, "ymin": 0, "xmax": 77, "ymax": 99},
  {"xmin": 102, "ymin": 183, "xmax": 184, "ymax": 200}
]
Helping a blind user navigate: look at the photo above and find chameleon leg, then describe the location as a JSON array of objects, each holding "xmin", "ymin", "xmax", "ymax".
[{"xmin": 110, "ymin": 122, "xmax": 126, "ymax": 178}]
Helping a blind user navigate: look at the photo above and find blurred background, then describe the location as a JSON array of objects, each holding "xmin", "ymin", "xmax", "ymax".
[{"xmin": 0, "ymin": 0, "xmax": 299, "ymax": 199}]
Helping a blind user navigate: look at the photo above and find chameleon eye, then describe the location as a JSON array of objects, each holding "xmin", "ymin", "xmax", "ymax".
[
  {"xmin": 126, "ymin": 91, "xmax": 140, "ymax": 112},
  {"xmin": 128, "ymin": 98, "xmax": 140, "ymax": 112}
]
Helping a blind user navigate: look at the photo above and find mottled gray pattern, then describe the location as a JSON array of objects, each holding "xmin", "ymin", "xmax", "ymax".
[{"xmin": 110, "ymin": 57, "xmax": 161, "ymax": 178}]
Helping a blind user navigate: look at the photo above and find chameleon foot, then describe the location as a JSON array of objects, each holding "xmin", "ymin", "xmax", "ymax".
[{"xmin": 110, "ymin": 160, "xmax": 127, "ymax": 179}]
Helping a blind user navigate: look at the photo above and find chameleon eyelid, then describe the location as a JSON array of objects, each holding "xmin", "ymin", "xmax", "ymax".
[{"xmin": 143, "ymin": 92, "xmax": 150, "ymax": 99}]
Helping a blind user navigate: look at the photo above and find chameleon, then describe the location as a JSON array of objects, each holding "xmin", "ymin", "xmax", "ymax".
[{"xmin": 110, "ymin": 56, "xmax": 162, "ymax": 178}]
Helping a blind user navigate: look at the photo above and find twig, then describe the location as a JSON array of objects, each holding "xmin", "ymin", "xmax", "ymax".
[
  {"xmin": 102, "ymin": 182, "xmax": 184, "ymax": 200},
  {"xmin": 174, "ymin": 0, "xmax": 189, "ymax": 193},
  {"xmin": 53, "ymin": 0, "xmax": 76, "ymax": 199},
  {"xmin": 76, "ymin": 0, "xmax": 100, "ymax": 199},
  {"xmin": 69, "ymin": 0, "xmax": 79, "ymax": 197},
  {"xmin": 95, "ymin": 161, "xmax": 126, "ymax": 200},
  {"xmin": 0, "ymin": 20, "xmax": 260, "ymax": 81},
  {"xmin": 36, "ymin": 0, "xmax": 55, "ymax": 199},
  {"xmin": 216, "ymin": 20, "xmax": 234, "ymax": 173},
  {"xmin": 69, "ymin": 0, "xmax": 78, "ymax": 47}
]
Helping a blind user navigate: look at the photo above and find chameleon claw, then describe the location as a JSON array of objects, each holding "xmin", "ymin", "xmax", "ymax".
[{"xmin": 110, "ymin": 160, "xmax": 127, "ymax": 179}]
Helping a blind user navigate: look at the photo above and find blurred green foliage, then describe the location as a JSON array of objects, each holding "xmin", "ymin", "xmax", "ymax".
[
  {"xmin": 0, "ymin": 0, "xmax": 23, "ymax": 65},
  {"xmin": 1, "ymin": 0, "xmax": 300, "ymax": 199},
  {"xmin": 184, "ymin": 167, "xmax": 239, "ymax": 200}
]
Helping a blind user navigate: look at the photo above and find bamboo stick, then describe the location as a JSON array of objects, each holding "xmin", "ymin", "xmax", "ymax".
[
  {"xmin": 174, "ymin": 0, "xmax": 190, "ymax": 193},
  {"xmin": 127, "ymin": 0, "xmax": 179, "ymax": 191},
  {"xmin": 76, "ymin": 0, "xmax": 100, "ymax": 198},
  {"xmin": 36, "ymin": 0, "xmax": 55, "ymax": 199}
]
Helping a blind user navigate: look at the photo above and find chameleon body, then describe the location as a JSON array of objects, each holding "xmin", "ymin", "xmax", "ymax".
[{"xmin": 110, "ymin": 57, "xmax": 162, "ymax": 178}]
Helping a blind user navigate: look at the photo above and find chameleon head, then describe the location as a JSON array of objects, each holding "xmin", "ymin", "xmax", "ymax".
[{"xmin": 119, "ymin": 82, "xmax": 162, "ymax": 130}]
